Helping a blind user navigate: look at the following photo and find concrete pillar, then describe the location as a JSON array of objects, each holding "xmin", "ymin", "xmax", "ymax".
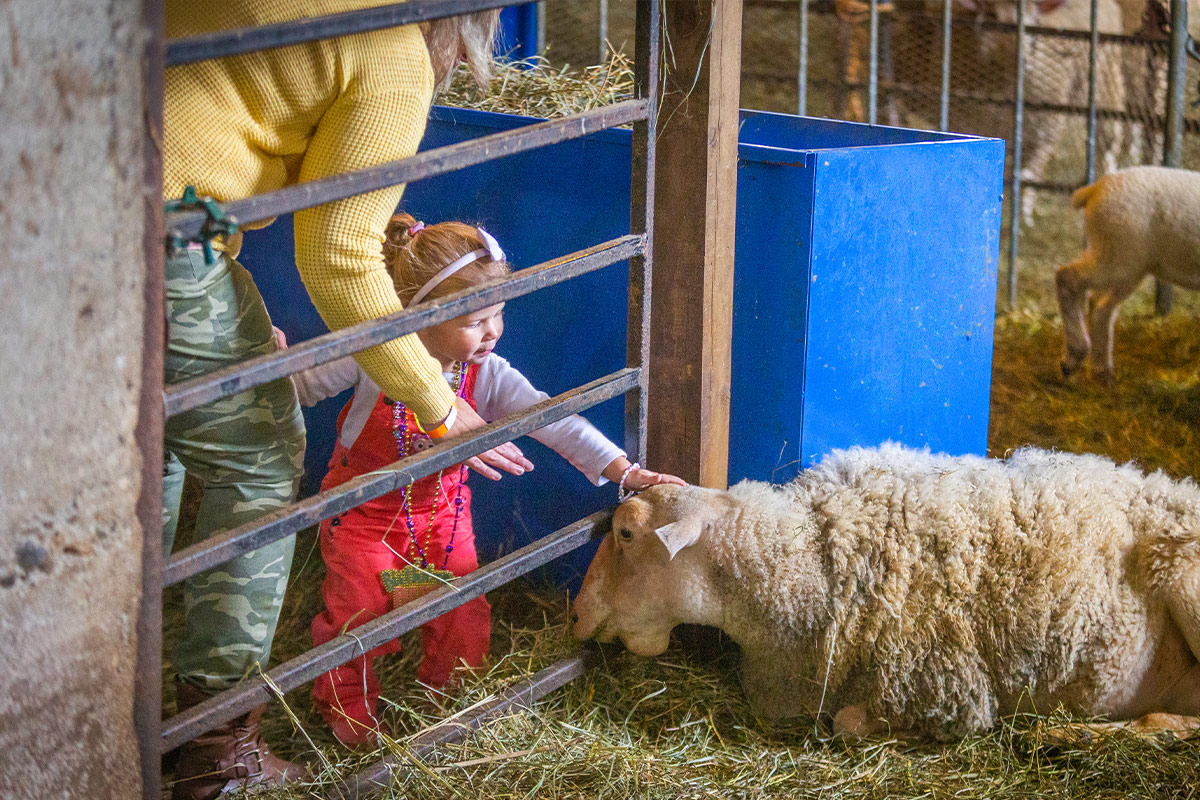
[{"xmin": 0, "ymin": 1, "xmax": 149, "ymax": 796}]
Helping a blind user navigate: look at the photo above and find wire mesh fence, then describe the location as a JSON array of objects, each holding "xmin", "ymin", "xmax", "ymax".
[{"xmin": 540, "ymin": 0, "xmax": 1200, "ymax": 309}]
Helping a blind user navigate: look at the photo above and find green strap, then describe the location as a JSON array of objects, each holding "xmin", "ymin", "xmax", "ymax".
[{"xmin": 163, "ymin": 185, "xmax": 240, "ymax": 265}]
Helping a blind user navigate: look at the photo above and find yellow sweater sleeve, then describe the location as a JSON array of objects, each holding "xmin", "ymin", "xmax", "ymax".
[{"xmin": 293, "ymin": 35, "xmax": 454, "ymax": 427}]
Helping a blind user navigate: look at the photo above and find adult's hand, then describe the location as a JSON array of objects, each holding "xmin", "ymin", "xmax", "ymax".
[{"xmin": 448, "ymin": 401, "xmax": 535, "ymax": 481}]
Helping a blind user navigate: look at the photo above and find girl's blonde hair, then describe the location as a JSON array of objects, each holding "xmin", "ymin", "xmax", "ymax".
[
  {"xmin": 422, "ymin": 10, "xmax": 501, "ymax": 93},
  {"xmin": 384, "ymin": 212, "xmax": 511, "ymax": 305}
]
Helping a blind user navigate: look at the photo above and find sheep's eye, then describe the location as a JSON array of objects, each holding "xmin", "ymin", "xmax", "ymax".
[{"xmin": 618, "ymin": 528, "xmax": 633, "ymax": 541}]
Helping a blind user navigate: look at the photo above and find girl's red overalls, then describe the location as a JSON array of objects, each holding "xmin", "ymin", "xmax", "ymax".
[{"xmin": 311, "ymin": 365, "xmax": 490, "ymax": 738}]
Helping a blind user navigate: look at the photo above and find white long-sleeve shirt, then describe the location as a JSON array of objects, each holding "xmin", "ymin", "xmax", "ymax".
[{"xmin": 293, "ymin": 353, "xmax": 626, "ymax": 486}]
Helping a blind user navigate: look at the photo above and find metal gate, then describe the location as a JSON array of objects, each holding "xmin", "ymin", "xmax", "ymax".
[{"xmin": 139, "ymin": 1, "xmax": 663, "ymax": 796}]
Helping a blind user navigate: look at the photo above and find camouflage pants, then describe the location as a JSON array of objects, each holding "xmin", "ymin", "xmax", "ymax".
[{"xmin": 163, "ymin": 247, "xmax": 306, "ymax": 690}]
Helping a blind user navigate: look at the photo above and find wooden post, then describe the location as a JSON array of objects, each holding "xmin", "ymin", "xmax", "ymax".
[{"xmin": 647, "ymin": 0, "xmax": 742, "ymax": 489}]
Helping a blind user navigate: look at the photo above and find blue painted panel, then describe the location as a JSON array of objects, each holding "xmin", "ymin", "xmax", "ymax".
[
  {"xmin": 728, "ymin": 151, "xmax": 817, "ymax": 485},
  {"xmin": 497, "ymin": 4, "xmax": 540, "ymax": 62},
  {"xmin": 799, "ymin": 138, "xmax": 1005, "ymax": 466},
  {"xmin": 737, "ymin": 109, "xmax": 978, "ymax": 152}
]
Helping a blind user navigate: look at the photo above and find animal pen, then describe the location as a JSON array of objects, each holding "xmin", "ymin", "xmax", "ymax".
[
  {"xmin": 540, "ymin": 0, "xmax": 1198, "ymax": 311},
  {"xmin": 144, "ymin": 1, "xmax": 739, "ymax": 797},
  {"xmin": 134, "ymin": 1, "xmax": 1187, "ymax": 799}
]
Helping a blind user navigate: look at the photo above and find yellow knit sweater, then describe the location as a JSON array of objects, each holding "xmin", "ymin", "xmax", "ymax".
[{"xmin": 164, "ymin": 0, "xmax": 454, "ymax": 426}]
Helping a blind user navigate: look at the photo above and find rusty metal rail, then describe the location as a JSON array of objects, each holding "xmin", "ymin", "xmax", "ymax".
[
  {"xmin": 166, "ymin": 0, "xmax": 514, "ymax": 66},
  {"xmin": 145, "ymin": 2, "xmax": 663, "ymax": 796},
  {"xmin": 164, "ymin": 369, "xmax": 637, "ymax": 585},
  {"xmin": 165, "ymin": 100, "xmax": 647, "ymax": 242},
  {"xmin": 164, "ymin": 234, "xmax": 644, "ymax": 417},
  {"xmin": 161, "ymin": 511, "xmax": 611, "ymax": 753}
]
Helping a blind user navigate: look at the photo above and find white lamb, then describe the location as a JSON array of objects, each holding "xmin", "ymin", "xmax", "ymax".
[
  {"xmin": 573, "ymin": 444, "xmax": 1200, "ymax": 740},
  {"xmin": 1056, "ymin": 165, "xmax": 1200, "ymax": 385}
]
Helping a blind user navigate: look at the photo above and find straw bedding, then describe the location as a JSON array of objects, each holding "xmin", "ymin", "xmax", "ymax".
[{"xmin": 162, "ymin": 57, "xmax": 1200, "ymax": 799}]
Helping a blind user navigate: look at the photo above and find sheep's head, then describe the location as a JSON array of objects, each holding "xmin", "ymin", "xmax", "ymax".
[{"xmin": 572, "ymin": 484, "xmax": 726, "ymax": 656}]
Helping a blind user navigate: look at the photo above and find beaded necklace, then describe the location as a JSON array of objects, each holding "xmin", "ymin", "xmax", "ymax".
[{"xmin": 380, "ymin": 361, "xmax": 470, "ymax": 607}]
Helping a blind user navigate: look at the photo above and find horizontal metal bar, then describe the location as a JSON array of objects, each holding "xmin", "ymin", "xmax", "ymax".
[
  {"xmin": 166, "ymin": 0, "xmax": 515, "ymax": 67},
  {"xmin": 161, "ymin": 511, "xmax": 611, "ymax": 753},
  {"xmin": 747, "ymin": 0, "xmax": 1173, "ymax": 47},
  {"xmin": 164, "ymin": 369, "xmax": 637, "ymax": 586},
  {"xmin": 968, "ymin": 18, "xmax": 1169, "ymax": 46},
  {"xmin": 166, "ymin": 101, "xmax": 647, "ymax": 240},
  {"xmin": 328, "ymin": 653, "xmax": 595, "ymax": 799},
  {"xmin": 1022, "ymin": 179, "xmax": 1085, "ymax": 194},
  {"xmin": 164, "ymin": 235, "xmax": 643, "ymax": 418}
]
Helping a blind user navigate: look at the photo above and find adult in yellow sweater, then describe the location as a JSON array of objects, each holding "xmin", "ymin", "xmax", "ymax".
[{"xmin": 162, "ymin": 4, "xmax": 525, "ymax": 798}]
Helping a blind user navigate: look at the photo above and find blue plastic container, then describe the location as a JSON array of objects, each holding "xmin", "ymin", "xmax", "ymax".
[
  {"xmin": 731, "ymin": 114, "xmax": 1004, "ymax": 483},
  {"xmin": 243, "ymin": 106, "xmax": 1003, "ymax": 589}
]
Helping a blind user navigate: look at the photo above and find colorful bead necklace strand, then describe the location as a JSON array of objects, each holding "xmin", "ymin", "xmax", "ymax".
[{"xmin": 391, "ymin": 362, "xmax": 470, "ymax": 568}]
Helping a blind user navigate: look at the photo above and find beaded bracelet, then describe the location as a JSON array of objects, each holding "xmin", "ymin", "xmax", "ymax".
[{"xmin": 617, "ymin": 462, "xmax": 640, "ymax": 503}]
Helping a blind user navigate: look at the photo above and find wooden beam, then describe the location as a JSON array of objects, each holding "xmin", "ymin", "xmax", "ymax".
[{"xmin": 647, "ymin": 0, "xmax": 742, "ymax": 488}]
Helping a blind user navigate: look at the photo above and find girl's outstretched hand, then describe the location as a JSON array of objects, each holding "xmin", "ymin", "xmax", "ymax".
[
  {"xmin": 622, "ymin": 468, "xmax": 687, "ymax": 492},
  {"xmin": 449, "ymin": 400, "xmax": 535, "ymax": 481},
  {"xmin": 601, "ymin": 457, "xmax": 687, "ymax": 495}
]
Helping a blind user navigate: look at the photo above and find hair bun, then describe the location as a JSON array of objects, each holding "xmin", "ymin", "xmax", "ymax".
[{"xmin": 385, "ymin": 212, "xmax": 419, "ymax": 249}]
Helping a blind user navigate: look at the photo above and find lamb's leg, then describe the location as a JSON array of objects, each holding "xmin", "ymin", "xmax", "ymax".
[
  {"xmin": 1087, "ymin": 282, "xmax": 1137, "ymax": 388},
  {"xmin": 1055, "ymin": 256, "xmax": 1094, "ymax": 376}
]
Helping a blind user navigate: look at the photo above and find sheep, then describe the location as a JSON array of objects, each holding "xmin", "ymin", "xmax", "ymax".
[
  {"xmin": 1056, "ymin": 165, "xmax": 1200, "ymax": 385},
  {"xmin": 573, "ymin": 443, "xmax": 1200, "ymax": 741}
]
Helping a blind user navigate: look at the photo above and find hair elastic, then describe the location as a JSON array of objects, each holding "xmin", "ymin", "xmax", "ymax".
[
  {"xmin": 408, "ymin": 221, "xmax": 426, "ymax": 236},
  {"xmin": 409, "ymin": 227, "xmax": 506, "ymax": 305},
  {"xmin": 617, "ymin": 462, "xmax": 641, "ymax": 503}
]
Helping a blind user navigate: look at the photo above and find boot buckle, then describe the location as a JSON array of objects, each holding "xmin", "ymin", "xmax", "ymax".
[{"xmin": 241, "ymin": 747, "xmax": 265, "ymax": 779}]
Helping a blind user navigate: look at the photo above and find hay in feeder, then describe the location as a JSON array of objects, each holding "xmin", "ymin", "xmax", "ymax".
[{"xmin": 437, "ymin": 52, "xmax": 634, "ymax": 119}]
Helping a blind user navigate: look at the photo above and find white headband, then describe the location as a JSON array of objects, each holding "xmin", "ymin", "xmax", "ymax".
[{"xmin": 409, "ymin": 227, "xmax": 506, "ymax": 305}]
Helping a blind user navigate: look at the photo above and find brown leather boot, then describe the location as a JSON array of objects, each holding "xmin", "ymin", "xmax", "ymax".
[{"xmin": 170, "ymin": 682, "xmax": 306, "ymax": 800}]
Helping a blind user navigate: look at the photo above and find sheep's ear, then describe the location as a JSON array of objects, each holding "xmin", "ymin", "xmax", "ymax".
[{"xmin": 654, "ymin": 520, "xmax": 705, "ymax": 560}]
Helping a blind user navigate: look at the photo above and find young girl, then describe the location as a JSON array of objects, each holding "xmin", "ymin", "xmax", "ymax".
[{"xmin": 294, "ymin": 213, "xmax": 685, "ymax": 746}]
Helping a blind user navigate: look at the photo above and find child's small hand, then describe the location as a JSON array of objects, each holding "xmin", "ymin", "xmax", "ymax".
[
  {"xmin": 623, "ymin": 468, "xmax": 687, "ymax": 493},
  {"xmin": 272, "ymin": 325, "xmax": 288, "ymax": 350},
  {"xmin": 603, "ymin": 458, "xmax": 688, "ymax": 495}
]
